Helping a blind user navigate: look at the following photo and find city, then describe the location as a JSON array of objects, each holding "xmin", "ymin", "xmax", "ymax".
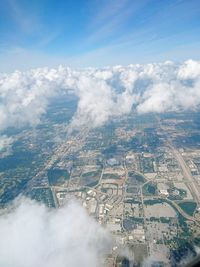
[{"xmin": 1, "ymin": 98, "xmax": 200, "ymax": 266}]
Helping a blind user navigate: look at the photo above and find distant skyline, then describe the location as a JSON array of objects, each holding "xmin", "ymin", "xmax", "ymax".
[{"xmin": 0, "ymin": 0, "xmax": 200, "ymax": 71}]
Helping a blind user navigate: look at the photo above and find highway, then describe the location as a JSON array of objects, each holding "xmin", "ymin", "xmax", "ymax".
[
  {"xmin": 157, "ymin": 116, "xmax": 200, "ymax": 206},
  {"xmin": 143, "ymin": 194, "xmax": 200, "ymax": 223},
  {"xmin": 169, "ymin": 144, "xmax": 200, "ymax": 206},
  {"xmin": 25, "ymin": 127, "xmax": 89, "ymax": 194}
]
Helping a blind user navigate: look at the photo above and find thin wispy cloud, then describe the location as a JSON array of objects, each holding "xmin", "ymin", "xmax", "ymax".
[
  {"xmin": 0, "ymin": 0, "xmax": 199, "ymax": 70},
  {"xmin": 7, "ymin": 0, "xmax": 39, "ymax": 34},
  {"xmin": 84, "ymin": 0, "xmax": 149, "ymax": 46}
]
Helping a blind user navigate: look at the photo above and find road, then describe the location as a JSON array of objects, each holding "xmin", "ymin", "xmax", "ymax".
[
  {"xmin": 95, "ymin": 164, "xmax": 105, "ymax": 188},
  {"xmin": 144, "ymin": 195, "xmax": 200, "ymax": 223},
  {"xmin": 25, "ymin": 127, "xmax": 89, "ymax": 193},
  {"xmin": 157, "ymin": 116, "xmax": 200, "ymax": 206},
  {"xmin": 169, "ymin": 144, "xmax": 200, "ymax": 205}
]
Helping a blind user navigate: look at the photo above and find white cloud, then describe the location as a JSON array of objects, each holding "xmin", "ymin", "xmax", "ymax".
[
  {"xmin": 1, "ymin": 59, "xmax": 200, "ymax": 149},
  {"xmin": 0, "ymin": 135, "xmax": 14, "ymax": 153},
  {"xmin": 0, "ymin": 198, "xmax": 112, "ymax": 267},
  {"xmin": 178, "ymin": 59, "xmax": 200, "ymax": 80}
]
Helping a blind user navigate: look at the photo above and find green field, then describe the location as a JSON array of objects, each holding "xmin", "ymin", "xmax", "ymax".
[
  {"xmin": 178, "ymin": 201, "xmax": 197, "ymax": 216},
  {"xmin": 47, "ymin": 168, "xmax": 70, "ymax": 186},
  {"xmin": 144, "ymin": 199, "xmax": 164, "ymax": 205},
  {"xmin": 143, "ymin": 182, "xmax": 157, "ymax": 195},
  {"xmin": 80, "ymin": 170, "xmax": 101, "ymax": 186},
  {"xmin": 102, "ymin": 173, "xmax": 121, "ymax": 179},
  {"xmin": 128, "ymin": 171, "xmax": 146, "ymax": 184}
]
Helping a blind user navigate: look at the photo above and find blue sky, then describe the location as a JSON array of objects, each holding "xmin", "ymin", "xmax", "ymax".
[{"xmin": 0, "ymin": 0, "xmax": 200, "ymax": 71}]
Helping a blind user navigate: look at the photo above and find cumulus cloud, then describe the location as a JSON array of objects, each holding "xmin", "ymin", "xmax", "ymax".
[
  {"xmin": 1, "ymin": 59, "xmax": 200, "ymax": 147},
  {"xmin": 0, "ymin": 67, "xmax": 63, "ymax": 131},
  {"xmin": 0, "ymin": 198, "xmax": 112, "ymax": 267}
]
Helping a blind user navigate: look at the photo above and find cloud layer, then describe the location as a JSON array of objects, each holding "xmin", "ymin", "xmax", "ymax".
[
  {"xmin": 0, "ymin": 198, "xmax": 112, "ymax": 267},
  {"xmin": 0, "ymin": 59, "xmax": 200, "ymax": 140}
]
